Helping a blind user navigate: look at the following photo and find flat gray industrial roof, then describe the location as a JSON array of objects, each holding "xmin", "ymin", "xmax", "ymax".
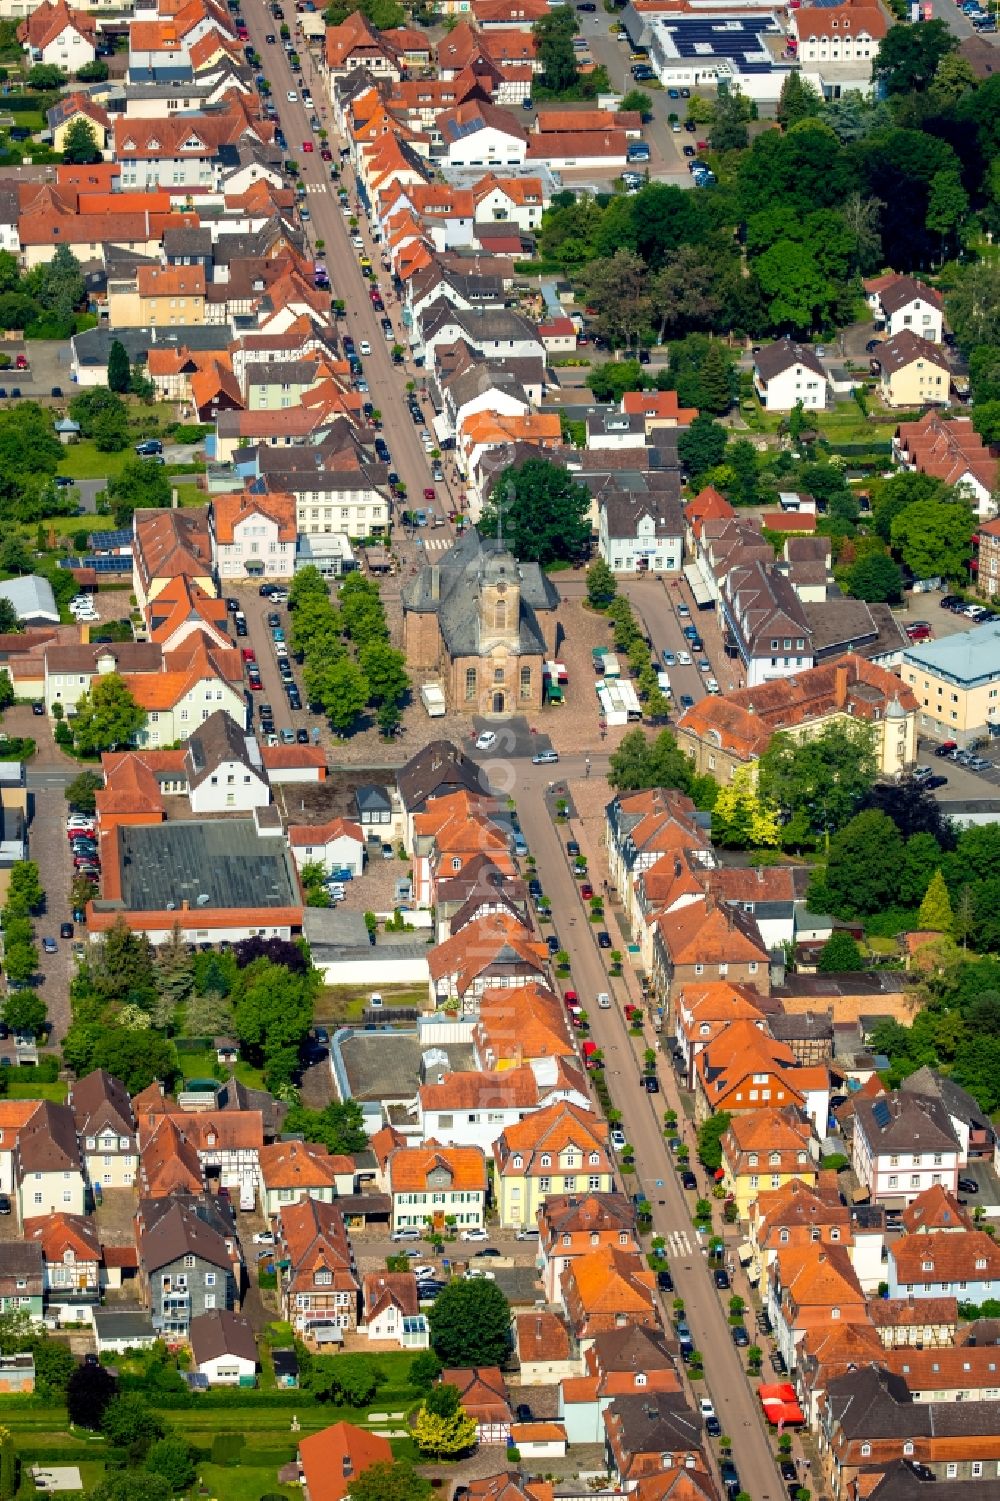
[
  {"xmin": 118, "ymin": 819, "xmax": 299, "ymax": 912},
  {"xmin": 339, "ymin": 1031, "xmax": 476, "ymax": 1103}
]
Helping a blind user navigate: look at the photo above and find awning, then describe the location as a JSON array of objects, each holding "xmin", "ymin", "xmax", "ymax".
[
  {"xmin": 432, "ymin": 411, "xmax": 452, "ymax": 444},
  {"xmin": 758, "ymin": 1383, "xmax": 804, "ymax": 1427},
  {"xmin": 737, "ymin": 1242, "xmax": 754, "ymax": 1265},
  {"xmin": 684, "ymin": 562, "xmax": 713, "ymax": 607}
]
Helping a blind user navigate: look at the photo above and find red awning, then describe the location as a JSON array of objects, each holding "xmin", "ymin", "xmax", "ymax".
[{"xmin": 758, "ymin": 1383, "xmax": 804, "ymax": 1426}]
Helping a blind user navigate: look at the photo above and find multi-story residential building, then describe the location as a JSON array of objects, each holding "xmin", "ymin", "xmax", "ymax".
[
  {"xmin": 674, "ymin": 980, "xmax": 769, "ymax": 1089},
  {"xmin": 107, "ymin": 265, "xmax": 206, "ymax": 328},
  {"xmin": 766, "ymin": 1242, "xmax": 868, "ymax": 1373},
  {"xmin": 360, "ymin": 1271, "xmax": 428, "ymax": 1348},
  {"xmin": 427, "ymin": 912, "xmax": 549, "ymax": 1013},
  {"xmin": 23, "ymin": 1213, "xmax": 100, "ymax": 1322},
  {"xmin": 15, "ymin": 1103, "xmax": 85, "ymax": 1221},
  {"xmin": 597, "ymin": 493, "xmax": 684, "ymax": 576},
  {"xmin": 718, "ymin": 557, "xmax": 815, "ymax": 688},
  {"xmin": 275, "ymin": 1197, "xmax": 359, "ymax": 1337},
  {"xmin": 69, "ymin": 1069, "xmax": 137, "ymax": 1191},
  {"xmin": 754, "ymin": 337, "xmax": 828, "ymax": 412},
  {"xmin": 386, "ymin": 1144, "xmax": 488, "ymax": 1234},
  {"xmin": 211, "ymin": 491, "xmax": 296, "ymax": 582},
  {"xmin": 896, "ymin": 411, "xmax": 997, "ymax": 525},
  {"xmin": 538, "ymin": 1193, "xmax": 637, "ymax": 1304},
  {"xmin": 417, "ymin": 1065, "xmax": 585, "ymax": 1154},
  {"xmin": 792, "ymin": 0, "xmax": 887, "ymax": 91},
  {"xmin": 493, "ymin": 1101, "xmax": 612, "ymax": 1230},
  {"xmin": 888, "ymin": 1230, "xmax": 1000, "ymax": 1303},
  {"xmin": 720, "ymin": 1106, "xmax": 817, "ymax": 1221},
  {"xmin": 693, "ymin": 1020, "xmax": 829, "ymax": 1132},
  {"xmin": 133, "ymin": 506, "xmax": 215, "ymax": 613},
  {"xmin": 18, "ymin": 0, "xmax": 96, "ymax": 71},
  {"xmin": 139, "ymin": 1197, "xmax": 240, "ymax": 1339},
  {"xmin": 874, "ymin": 331, "xmax": 951, "ymax": 409},
  {"xmin": 852, "ymin": 1090, "xmax": 962, "ymax": 1207},
  {"xmin": 901, "ymin": 621, "xmax": 1000, "ymax": 748},
  {"xmin": 0, "ymin": 1245, "xmax": 43, "ymax": 1320},
  {"xmin": 604, "ymin": 787, "xmax": 711, "ymax": 931},
  {"xmin": 652, "ymin": 896, "xmax": 771, "ymax": 1010},
  {"xmin": 865, "ymin": 273, "xmax": 944, "ymax": 342},
  {"xmin": 747, "ymin": 1175, "xmax": 853, "ymax": 1289}
]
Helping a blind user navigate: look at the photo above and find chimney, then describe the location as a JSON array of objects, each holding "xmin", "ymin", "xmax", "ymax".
[
  {"xmin": 834, "ymin": 664, "xmax": 850, "ymax": 709},
  {"xmin": 342, "ymin": 1454, "xmax": 353, "ymax": 1479},
  {"xmin": 181, "ymin": 898, "xmax": 189, "ymax": 911}
]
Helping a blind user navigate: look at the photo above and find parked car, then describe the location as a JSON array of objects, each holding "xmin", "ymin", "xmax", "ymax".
[
  {"xmin": 681, "ymin": 1169, "xmax": 697, "ymax": 1190},
  {"xmin": 713, "ymin": 1267, "xmax": 731, "ymax": 1290},
  {"xmin": 460, "ymin": 1228, "xmax": 489, "ymax": 1241}
]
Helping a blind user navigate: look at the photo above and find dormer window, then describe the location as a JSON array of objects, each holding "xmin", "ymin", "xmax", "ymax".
[
  {"xmin": 512, "ymin": 1155, "xmax": 523, "ymax": 1170},
  {"xmin": 589, "ymin": 1152, "xmax": 600, "ymax": 1166},
  {"xmin": 635, "ymin": 1372, "xmax": 646, "ymax": 1386},
  {"xmin": 922, "ymin": 1260, "xmax": 934, "ymax": 1272},
  {"xmin": 769, "ymin": 1152, "xmax": 780, "ymax": 1166},
  {"xmin": 540, "ymin": 1154, "xmax": 551, "ymax": 1168},
  {"xmin": 748, "ymin": 1154, "xmax": 758, "ymax": 1167}
]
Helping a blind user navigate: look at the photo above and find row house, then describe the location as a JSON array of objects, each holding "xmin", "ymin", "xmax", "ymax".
[
  {"xmin": 138, "ymin": 1196, "xmax": 241, "ymax": 1339},
  {"xmin": 870, "ymin": 1296, "xmax": 959, "ymax": 1349},
  {"xmin": 653, "ymin": 896, "xmax": 771, "ymax": 1014},
  {"xmin": 276, "ymin": 1197, "xmax": 359, "ymax": 1338},
  {"xmin": 693, "ymin": 1019, "xmax": 829, "ymax": 1131},
  {"xmin": 427, "ymin": 911, "xmax": 550, "ymax": 1012},
  {"xmin": 435, "ymin": 853, "xmax": 531, "ymax": 946},
  {"xmin": 747, "ymin": 1175, "xmax": 854, "ymax": 1291},
  {"xmin": 386, "ymin": 1143, "xmax": 488, "ymax": 1234},
  {"xmin": 604, "ymin": 786, "xmax": 711, "ymax": 931},
  {"xmin": 538, "ymin": 1192, "xmax": 637, "ymax": 1304},
  {"xmin": 417, "ymin": 1063, "xmax": 588, "ymax": 1155},
  {"xmin": 821, "ymin": 1364, "xmax": 1000, "ymax": 1493},
  {"xmin": 494, "ymin": 1102, "xmax": 613, "ymax": 1231},
  {"xmin": 674, "ymin": 979, "xmax": 769, "ymax": 1089},
  {"xmin": 766, "ymin": 1241, "xmax": 869, "ymax": 1373},
  {"xmin": 603, "ymin": 1392, "xmax": 708, "ymax": 1491},
  {"xmin": 473, "ymin": 983, "xmax": 577, "ymax": 1073},
  {"xmin": 0, "ymin": 1245, "xmax": 44, "ymax": 1321},
  {"xmin": 24, "ymin": 1213, "xmax": 101, "ymax": 1323},
  {"xmin": 258, "ymin": 1140, "xmax": 354, "ymax": 1219},
  {"xmin": 560, "ymin": 1246, "xmax": 657, "ymax": 1351},
  {"xmin": 559, "ymin": 1324, "xmax": 681, "ymax": 1446},
  {"xmin": 718, "ymin": 557, "xmax": 815, "ymax": 689},
  {"xmin": 896, "ymin": 411, "xmax": 997, "ymax": 526},
  {"xmin": 411, "ymin": 788, "xmax": 513, "ymax": 909},
  {"xmin": 136, "ymin": 1093, "xmax": 263, "ymax": 1199},
  {"xmin": 885, "ymin": 1344, "xmax": 1000, "ymax": 1402},
  {"xmin": 133, "ymin": 506, "xmax": 215, "ymax": 612},
  {"xmin": 69, "ymin": 1068, "xmax": 138, "ymax": 1192},
  {"xmin": 720, "ymin": 1105, "xmax": 817, "ymax": 1221}
]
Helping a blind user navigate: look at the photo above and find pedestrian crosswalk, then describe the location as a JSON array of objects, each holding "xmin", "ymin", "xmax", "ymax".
[
  {"xmin": 420, "ymin": 537, "xmax": 451, "ymax": 553},
  {"xmin": 664, "ymin": 1228, "xmax": 694, "ymax": 1259},
  {"xmin": 304, "ymin": 182, "xmax": 327, "ymax": 194}
]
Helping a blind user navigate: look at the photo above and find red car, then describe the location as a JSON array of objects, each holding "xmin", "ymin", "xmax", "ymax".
[
  {"xmin": 241, "ymin": 647, "xmax": 256, "ymax": 663},
  {"xmin": 320, "ymin": 148, "xmax": 332, "ymax": 160},
  {"xmin": 302, "ymin": 140, "xmax": 313, "ymax": 152},
  {"xmin": 581, "ymin": 882, "xmax": 594, "ymax": 899},
  {"xmin": 423, "ymin": 487, "xmax": 435, "ymax": 501},
  {"xmin": 564, "ymin": 989, "xmax": 579, "ymax": 1008}
]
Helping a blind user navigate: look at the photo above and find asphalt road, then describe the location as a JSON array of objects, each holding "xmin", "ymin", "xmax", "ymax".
[
  {"xmin": 246, "ymin": 11, "xmax": 466, "ymax": 540},
  {"xmin": 515, "ymin": 757, "xmax": 783, "ymax": 1501}
]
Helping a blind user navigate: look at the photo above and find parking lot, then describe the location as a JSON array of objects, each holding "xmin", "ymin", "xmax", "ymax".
[{"xmin": 227, "ymin": 583, "xmax": 319, "ymax": 744}]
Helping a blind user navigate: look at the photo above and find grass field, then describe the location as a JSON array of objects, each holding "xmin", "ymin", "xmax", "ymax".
[
  {"xmin": 318, "ymin": 983, "xmax": 428, "ymax": 1024},
  {"xmin": 177, "ymin": 1050, "xmax": 266, "ymax": 1091},
  {"xmin": 6, "ymin": 1080, "xmax": 67, "ymax": 1102},
  {"xmin": 56, "ymin": 443, "xmax": 128, "ymax": 481},
  {"xmin": 197, "ymin": 1462, "xmax": 300, "ymax": 1500},
  {"xmin": 170, "ymin": 481, "xmax": 207, "ymax": 507}
]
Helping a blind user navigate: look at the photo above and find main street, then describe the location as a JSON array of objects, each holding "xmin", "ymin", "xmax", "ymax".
[
  {"xmin": 515, "ymin": 762, "xmax": 784, "ymax": 1501},
  {"xmin": 243, "ymin": 8, "xmax": 463, "ymax": 543}
]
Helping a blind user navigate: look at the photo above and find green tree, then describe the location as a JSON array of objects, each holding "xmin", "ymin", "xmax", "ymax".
[
  {"xmin": 948, "ymin": 264, "xmax": 1000, "ymax": 351},
  {"xmin": 918, "ymin": 869, "xmax": 954, "ymax": 935},
  {"xmin": 607, "ymin": 727, "xmax": 716, "ymax": 808},
  {"xmin": 413, "ymin": 1387, "xmax": 478, "ymax": 1458},
  {"xmin": 0, "ymin": 603, "xmax": 19, "ymax": 637},
  {"xmin": 62, "ymin": 118, "xmax": 101, "ymax": 165},
  {"xmin": 3, "ymin": 991, "xmax": 46, "ymax": 1036},
  {"xmin": 427, "ymin": 1278, "xmax": 512, "ymax": 1367},
  {"xmin": 6, "ymin": 860, "xmax": 43, "ymax": 915},
  {"xmin": 479, "ymin": 458, "xmax": 591, "ymax": 567},
  {"xmin": 650, "ymin": 247, "xmax": 724, "ymax": 341},
  {"xmin": 697, "ymin": 1111, "xmax": 731, "ymax": 1172},
  {"xmin": 145, "ymin": 1436, "xmax": 196, "ymax": 1494},
  {"xmin": 678, "ymin": 415, "xmax": 728, "ymax": 482},
  {"xmin": 873, "ymin": 18, "xmax": 956, "ymax": 95},
  {"xmin": 533, "ymin": 4, "xmax": 578, "ymax": 93},
  {"xmin": 288, "ymin": 563, "xmax": 329, "ymax": 610},
  {"xmin": 709, "ymin": 89, "xmax": 750, "ymax": 152},
  {"xmin": 971, "ymin": 401, "xmax": 1000, "ymax": 446},
  {"xmin": 76, "ymin": 59, "xmax": 109, "ymax": 83},
  {"xmin": 100, "ymin": 1393, "xmax": 164, "ymax": 1462},
  {"xmin": 620, "ymin": 89, "xmax": 652, "ymax": 116},
  {"xmin": 711, "ymin": 766, "xmax": 781, "ymax": 849},
  {"xmin": 359, "ymin": 642, "xmax": 408, "ymax": 710},
  {"xmin": 776, "ymin": 71, "xmax": 822, "ymax": 129},
  {"xmin": 926, "ymin": 168, "xmax": 969, "ymax": 260},
  {"xmin": 85, "ymin": 1476, "xmax": 172, "ymax": 1501},
  {"xmin": 62, "ymin": 1023, "xmax": 177, "ymax": 1094},
  {"xmin": 818, "ymin": 930, "xmax": 865, "ymax": 972},
  {"xmin": 586, "ymin": 558, "xmax": 617, "ymax": 609},
  {"xmin": 72, "ymin": 673, "xmax": 146, "ymax": 755},
  {"xmin": 301, "ymin": 1352, "xmax": 384, "ymax": 1406},
  {"xmin": 699, "ymin": 342, "xmax": 735, "ymax": 414},
  {"xmin": 0, "ymin": 535, "xmax": 30, "ymax": 575},
  {"xmin": 104, "ymin": 457, "xmax": 171, "ymax": 528},
  {"xmin": 348, "ymin": 1461, "xmax": 434, "ymax": 1501},
  {"xmin": 847, "ymin": 551, "xmax": 903, "ymax": 603},
  {"xmin": 811, "ymin": 809, "xmax": 903, "ymax": 918},
  {"xmin": 3, "ymin": 939, "xmax": 37, "ymax": 986},
  {"xmin": 65, "ymin": 770, "xmax": 102, "ymax": 816},
  {"xmin": 67, "ymin": 1361, "xmax": 117, "ymax": 1429},
  {"xmin": 307, "ymin": 656, "xmax": 369, "ymax": 736},
  {"xmin": 231, "ymin": 956, "xmax": 317, "ymax": 1081},
  {"xmin": 32, "ymin": 1338, "xmax": 76, "ymax": 1399},
  {"xmin": 153, "ymin": 926, "xmax": 195, "ymax": 1008},
  {"xmin": 409, "ymin": 1350, "xmax": 443, "ymax": 1392},
  {"xmin": 758, "ymin": 721, "xmax": 878, "ymax": 848},
  {"xmin": 588, "ymin": 359, "xmax": 643, "ymax": 402},
  {"xmin": 283, "ymin": 1098, "xmax": 367, "ymax": 1156},
  {"xmin": 579, "ymin": 250, "xmax": 651, "ymax": 353},
  {"xmin": 106, "ymin": 340, "xmax": 130, "ymax": 394},
  {"xmin": 890, "ymin": 497, "xmax": 974, "ymax": 581},
  {"xmin": 27, "ymin": 63, "xmax": 64, "ymax": 89}
]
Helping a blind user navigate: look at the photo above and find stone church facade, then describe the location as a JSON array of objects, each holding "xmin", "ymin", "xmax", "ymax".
[{"xmin": 402, "ymin": 530, "xmax": 560, "ymax": 716}]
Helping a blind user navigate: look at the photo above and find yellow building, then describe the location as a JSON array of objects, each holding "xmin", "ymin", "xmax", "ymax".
[
  {"xmin": 48, "ymin": 93, "xmax": 110, "ymax": 155},
  {"xmin": 720, "ymin": 1105, "xmax": 817, "ymax": 1221},
  {"xmin": 901, "ymin": 619, "xmax": 1000, "ymax": 749},
  {"xmin": 107, "ymin": 264, "xmax": 206, "ymax": 329},
  {"xmin": 875, "ymin": 330, "xmax": 950, "ymax": 409},
  {"xmin": 493, "ymin": 1102, "xmax": 612, "ymax": 1230}
]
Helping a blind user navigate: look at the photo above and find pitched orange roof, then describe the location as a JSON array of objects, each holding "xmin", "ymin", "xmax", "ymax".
[
  {"xmin": 495, "ymin": 1100, "xmax": 608, "ymax": 1177},
  {"xmin": 258, "ymin": 1139, "xmax": 351, "ymax": 1190},
  {"xmin": 136, "ymin": 265, "xmax": 205, "ymax": 299},
  {"xmin": 563, "ymin": 1244, "xmax": 656, "ymax": 1315},
  {"xmin": 428, "ymin": 911, "xmax": 548, "ymax": 994},
  {"xmin": 212, "ymin": 490, "xmax": 296, "ymax": 546},
  {"xmin": 298, "ymin": 1424, "xmax": 391, "ymax": 1501},
  {"xmin": 387, "ymin": 1143, "xmax": 487, "ymax": 1195}
]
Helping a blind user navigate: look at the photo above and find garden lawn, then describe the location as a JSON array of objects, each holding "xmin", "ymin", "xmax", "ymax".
[
  {"xmin": 170, "ymin": 482, "xmax": 207, "ymax": 507},
  {"xmin": 319, "ymin": 984, "xmax": 428, "ymax": 1023},
  {"xmin": 197, "ymin": 1463, "xmax": 299, "ymax": 1501},
  {"xmin": 57, "ymin": 443, "xmax": 129, "ymax": 481},
  {"xmin": 176, "ymin": 1052, "xmax": 266, "ymax": 1091},
  {"xmin": 6, "ymin": 1080, "xmax": 67, "ymax": 1102}
]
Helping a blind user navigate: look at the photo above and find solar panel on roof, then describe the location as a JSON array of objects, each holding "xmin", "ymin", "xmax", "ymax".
[
  {"xmin": 871, "ymin": 1099, "xmax": 892, "ymax": 1129},
  {"xmin": 89, "ymin": 529, "xmax": 132, "ymax": 551}
]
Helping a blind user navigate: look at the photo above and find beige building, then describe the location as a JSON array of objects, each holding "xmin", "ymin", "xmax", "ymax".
[
  {"xmin": 875, "ymin": 330, "xmax": 951, "ymax": 409},
  {"xmin": 402, "ymin": 529, "xmax": 559, "ymax": 716},
  {"xmin": 901, "ymin": 620, "xmax": 1000, "ymax": 747},
  {"xmin": 108, "ymin": 265, "xmax": 206, "ymax": 329},
  {"xmin": 677, "ymin": 655, "xmax": 918, "ymax": 782}
]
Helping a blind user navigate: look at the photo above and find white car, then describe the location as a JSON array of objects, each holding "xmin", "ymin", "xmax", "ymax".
[
  {"xmin": 677, "ymin": 650, "xmax": 692, "ymax": 665},
  {"xmin": 286, "ymin": 90, "xmax": 298, "ymax": 102},
  {"xmin": 699, "ymin": 1397, "xmax": 716, "ymax": 1422},
  {"xmin": 460, "ymin": 1227, "xmax": 489, "ymax": 1242},
  {"xmin": 352, "ymin": 235, "xmax": 364, "ymax": 249},
  {"xmin": 412, "ymin": 1263, "xmax": 437, "ymax": 1279},
  {"xmin": 705, "ymin": 677, "xmax": 720, "ymax": 694},
  {"xmin": 597, "ymin": 992, "xmax": 612, "ymax": 1010},
  {"xmin": 610, "ymin": 1128, "xmax": 627, "ymax": 1152},
  {"xmin": 359, "ymin": 340, "xmax": 371, "ymax": 356},
  {"xmin": 391, "ymin": 1228, "xmax": 420, "ymax": 1242},
  {"xmin": 475, "ymin": 730, "xmax": 497, "ymax": 751},
  {"xmin": 253, "ymin": 1230, "xmax": 275, "ymax": 1246}
]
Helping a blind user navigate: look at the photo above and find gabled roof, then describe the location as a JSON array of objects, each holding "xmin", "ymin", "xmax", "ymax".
[
  {"xmin": 70, "ymin": 1068, "xmax": 134, "ymax": 1141},
  {"xmin": 428, "ymin": 912, "xmax": 548, "ymax": 993},
  {"xmin": 754, "ymin": 336, "xmax": 825, "ymax": 383},
  {"xmin": 901, "ymin": 1183, "xmax": 974, "ymax": 1236},
  {"xmin": 258, "ymin": 1139, "xmax": 350, "ymax": 1190},
  {"xmin": 16, "ymin": 1102, "xmax": 81, "ymax": 1175},
  {"xmin": 23, "ymin": 1212, "xmax": 100, "ymax": 1263},
  {"xmin": 891, "ymin": 1229, "xmax": 1000, "ymax": 1285},
  {"xmin": 298, "ymin": 1423, "xmax": 392, "ymax": 1501},
  {"xmin": 190, "ymin": 1308, "xmax": 257, "ymax": 1367},
  {"xmin": 387, "ymin": 1142, "xmax": 487, "ymax": 1194},
  {"xmin": 495, "ymin": 1100, "xmax": 609, "ymax": 1176},
  {"xmin": 874, "ymin": 328, "xmax": 950, "ymax": 376}
]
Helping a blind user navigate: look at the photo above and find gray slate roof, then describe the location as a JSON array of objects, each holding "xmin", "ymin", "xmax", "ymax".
[{"xmin": 401, "ymin": 528, "xmax": 558, "ymax": 658}]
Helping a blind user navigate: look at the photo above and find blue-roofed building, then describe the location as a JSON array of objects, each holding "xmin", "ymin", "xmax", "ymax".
[
  {"xmin": 640, "ymin": 10, "xmax": 795, "ymax": 100},
  {"xmin": 901, "ymin": 620, "xmax": 1000, "ymax": 749}
]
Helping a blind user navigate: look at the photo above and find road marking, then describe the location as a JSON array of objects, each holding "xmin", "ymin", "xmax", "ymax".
[
  {"xmin": 665, "ymin": 1228, "xmax": 693, "ymax": 1258},
  {"xmin": 421, "ymin": 537, "xmax": 450, "ymax": 552},
  {"xmin": 305, "ymin": 182, "xmax": 327, "ymax": 193}
]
